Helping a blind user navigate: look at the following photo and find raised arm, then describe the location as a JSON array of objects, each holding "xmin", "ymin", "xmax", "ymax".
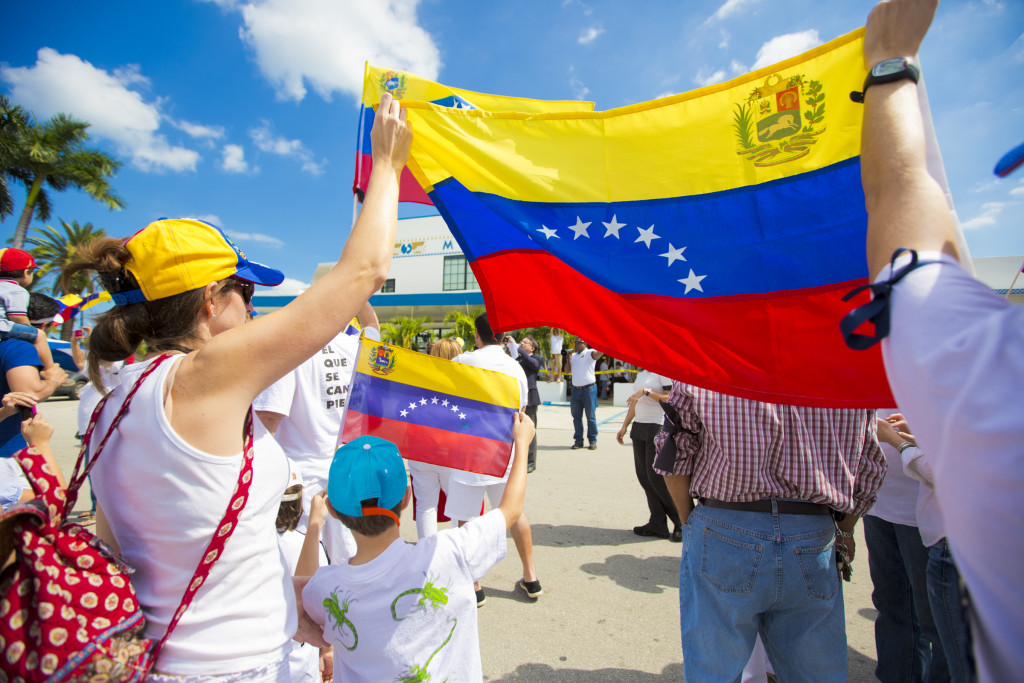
[
  {"xmin": 861, "ymin": 0, "xmax": 954, "ymax": 277},
  {"xmin": 173, "ymin": 93, "xmax": 410, "ymax": 420}
]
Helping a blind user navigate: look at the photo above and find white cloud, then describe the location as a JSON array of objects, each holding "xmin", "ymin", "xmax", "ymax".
[
  {"xmin": 694, "ymin": 69, "xmax": 727, "ymax": 87},
  {"xmin": 224, "ymin": 0, "xmax": 440, "ymax": 102},
  {"xmin": 1009, "ymin": 179, "xmax": 1024, "ymax": 197},
  {"xmin": 221, "ymin": 144, "xmax": 251, "ymax": 173},
  {"xmin": 718, "ymin": 30, "xmax": 730, "ymax": 49},
  {"xmin": 188, "ymin": 214, "xmax": 224, "ymax": 226},
  {"xmin": 730, "ymin": 60, "xmax": 747, "ymax": 76},
  {"xmin": 961, "ymin": 201, "xmax": 1006, "ymax": 230},
  {"xmin": 249, "ymin": 120, "xmax": 325, "ymax": 175},
  {"xmin": 1012, "ymin": 33, "xmax": 1024, "ymax": 64},
  {"xmin": 270, "ymin": 277, "xmax": 310, "ymax": 294},
  {"xmin": 705, "ymin": 0, "xmax": 760, "ymax": 25},
  {"xmin": 224, "ymin": 228, "xmax": 284, "ymax": 248},
  {"xmin": 578, "ymin": 27, "xmax": 603, "ymax": 45},
  {"xmin": 171, "ymin": 119, "xmax": 225, "ymax": 139},
  {"xmin": 655, "ymin": 90, "xmax": 678, "ymax": 99},
  {"xmin": 0, "ymin": 48, "xmax": 200, "ymax": 172},
  {"xmin": 569, "ymin": 74, "xmax": 590, "ymax": 100},
  {"xmin": 752, "ymin": 30, "xmax": 823, "ymax": 70}
]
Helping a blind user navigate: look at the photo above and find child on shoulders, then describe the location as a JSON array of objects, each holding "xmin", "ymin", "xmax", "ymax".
[
  {"xmin": 0, "ymin": 248, "xmax": 56, "ymax": 368},
  {"xmin": 300, "ymin": 413, "xmax": 534, "ymax": 683}
]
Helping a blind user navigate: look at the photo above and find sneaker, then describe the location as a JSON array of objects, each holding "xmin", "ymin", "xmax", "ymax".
[
  {"xmin": 670, "ymin": 527, "xmax": 683, "ymax": 543},
  {"xmin": 518, "ymin": 578, "xmax": 543, "ymax": 599},
  {"xmin": 571, "ymin": 443, "xmax": 584, "ymax": 450},
  {"xmin": 587, "ymin": 443, "xmax": 598, "ymax": 450},
  {"xmin": 633, "ymin": 524, "xmax": 670, "ymax": 539},
  {"xmin": 476, "ymin": 588, "xmax": 486, "ymax": 607},
  {"xmin": 527, "ymin": 463, "xmax": 536, "ymax": 473}
]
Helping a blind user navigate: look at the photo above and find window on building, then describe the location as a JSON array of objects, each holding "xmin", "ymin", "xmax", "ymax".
[
  {"xmin": 380, "ymin": 278, "xmax": 395, "ymax": 293},
  {"xmin": 442, "ymin": 255, "xmax": 480, "ymax": 291}
]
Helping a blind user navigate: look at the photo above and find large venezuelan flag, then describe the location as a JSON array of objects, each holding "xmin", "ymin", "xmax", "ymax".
[
  {"xmin": 355, "ymin": 64, "xmax": 595, "ymax": 205},
  {"xmin": 402, "ymin": 29, "xmax": 891, "ymax": 408},
  {"xmin": 342, "ymin": 340, "xmax": 521, "ymax": 477}
]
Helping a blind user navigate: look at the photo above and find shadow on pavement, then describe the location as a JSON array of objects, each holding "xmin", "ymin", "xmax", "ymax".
[
  {"xmin": 530, "ymin": 523, "xmax": 677, "ymax": 549},
  {"xmin": 580, "ymin": 553, "xmax": 679, "ymax": 594},
  {"xmin": 488, "ymin": 663, "xmax": 684, "ymax": 682}
]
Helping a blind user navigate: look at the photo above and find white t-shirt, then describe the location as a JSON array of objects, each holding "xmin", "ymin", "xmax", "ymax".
[
  {"xmin": 303, "ymin": 509, "xmax": 507, "ymax": 683},
  {"xmin": 0, "ymin": 278, "xmax": 28, "ymax": 320},
  {"xmin": 881, "ymin": 251, "xmax": 1024, "ymax": 682},
  {"xmin": 569, "ymin": 348, "xmax": 600, "ymax": 386},
  {"xmin": 549, "ymin": 333, "xmax": 563, "ymax": 355},
  {"xmin": 450, "ymin": 345, "xmax": 527, "ymax": 486},
  {"xmin": 254, "ymin": 331, "xmax": 363, "ymax": 490},
  {"xmin": 631, "ymin": 370, "xmax": 672, "ymax": 425},
  {"xmin": 90, "ymin": 356, "xmax": 295, "ymax": 674},
  {"xmin": 866, "ymin": 409, "xmax": 920, "ymax": 528}
]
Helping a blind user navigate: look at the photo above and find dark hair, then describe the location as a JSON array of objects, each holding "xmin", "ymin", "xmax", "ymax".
[
  {"xmin": 332, "ymin": 498, "xmax": 402, "ymax": 537},
  {"xmin": 62, "ymin": 237, "xmax": 223, "ymax": 390},
  {"xmin": 0, "ymin": 270, "xmax": 29, "ymax": 279},
  {"xmin": 276, "ymin": 484, "xmax": 304, "ymax": 533},
  {"xmin": 27, "ymin": 292, "xmax": 60, "ymax": 324},
  {"xmin": 474, "ymin": 312, "xmax": 501, "ymax": 346}
]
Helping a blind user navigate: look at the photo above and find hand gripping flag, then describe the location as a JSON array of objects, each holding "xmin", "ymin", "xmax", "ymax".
[
  {"xmin": 355, "ymin": 63, "xmax": 596, "ymax": 205},
  {"xmin": 342, "ymin": 340, "xmax": 521, "ymax": 477},
  {"xmin": 400, "ymin": 29, "xmax": 896, "ymax": 408}
]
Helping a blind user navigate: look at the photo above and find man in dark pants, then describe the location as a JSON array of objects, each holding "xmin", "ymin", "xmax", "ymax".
[{"xmin": 506, "ymin": 334, "xmax": 542, "ymax": 473}]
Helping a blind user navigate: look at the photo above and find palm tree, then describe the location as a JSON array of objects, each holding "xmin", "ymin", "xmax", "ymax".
[
  {"xmin": 9, "ymin": 111, "xmax": 124, "ymax": 249},
  {"xmin": 25, "ymin": 218, "xmax": 106, "ymax": 339},
  {"xmin": 442, "ymin": 307, "xmax": 485, "ymax": 348},
  {"xmin": 380, "ymin": 315, "xmax": 429, "ymax": 349},
  {"xmin": 0, "ymin": 95, "xmax": 31, "ymax": 222}
]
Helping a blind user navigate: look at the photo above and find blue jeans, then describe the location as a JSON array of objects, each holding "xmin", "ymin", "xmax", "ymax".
[
  {"xmin": 570, "ymin": 383, "xmax": 597, "ymax": 445},
  {"xmin": 927, "ymin": 539, "xmax": 973, "ymax": 683},
  {"xmin": 864, "ymin": 515, "xmax": 948, "ymax": 683},
  {"xmin": 679, "ymin": 504, "xmax": 846, "ymax": 683}
]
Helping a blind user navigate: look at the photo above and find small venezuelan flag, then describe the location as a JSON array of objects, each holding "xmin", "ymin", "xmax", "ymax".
[{"xmin": 342, "ymin": 341, "xmax": 521, "ymax": 477}]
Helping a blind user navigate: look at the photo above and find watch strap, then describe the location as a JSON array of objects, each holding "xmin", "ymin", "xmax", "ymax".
[{"xmin": 849, "ymin": 58, "xmax": 920, "ymax": 103}]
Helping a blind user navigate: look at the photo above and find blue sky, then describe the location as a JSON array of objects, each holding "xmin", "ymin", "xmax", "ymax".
[{"xmin": 2, "ymin": 0, "xmax": 1022, "ymax": 298}]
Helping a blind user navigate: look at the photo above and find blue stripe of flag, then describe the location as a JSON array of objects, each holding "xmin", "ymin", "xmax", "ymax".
[{"xmin": 348, "ymin": 372, "xmax": 517, "ymax": 443}]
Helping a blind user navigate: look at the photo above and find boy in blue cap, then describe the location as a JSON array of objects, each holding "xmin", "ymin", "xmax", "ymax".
[{"xmin": 299, "ymin": 413, "xmax": 534, "ymax": 683}]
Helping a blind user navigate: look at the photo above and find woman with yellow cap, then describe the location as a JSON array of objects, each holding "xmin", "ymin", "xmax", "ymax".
[{"xmin": 60, "ymin": 93, "xmax": 410, "ymax": 680}]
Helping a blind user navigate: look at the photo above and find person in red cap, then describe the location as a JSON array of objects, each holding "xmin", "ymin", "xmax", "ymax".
[{"xmin": 0, "ymin": 247, "xmax": 56, "ymax": 369}]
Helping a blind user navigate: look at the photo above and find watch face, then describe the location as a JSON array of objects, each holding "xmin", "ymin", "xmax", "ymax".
[{"xmin": 872, "ymin": 58, "xmax": 909, "ymax": 77}]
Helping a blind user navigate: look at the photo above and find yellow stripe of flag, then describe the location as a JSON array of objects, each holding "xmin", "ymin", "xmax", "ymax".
[
  {"xmin": 357, "ymin": 341, "xmax": 520, "ymax": 410},
  {"xmin": 402, "ymin": 29, "xmax": 866, "ymax": 203}
]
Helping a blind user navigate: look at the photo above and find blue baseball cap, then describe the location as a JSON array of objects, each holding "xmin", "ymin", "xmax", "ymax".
[
  {"xmin": 327, "ymin": 436, "xmax": 407, "ymax": 525},
  {"xmin": 995, "ymin": 142, "xmax": 1024, "ymax": 178}
]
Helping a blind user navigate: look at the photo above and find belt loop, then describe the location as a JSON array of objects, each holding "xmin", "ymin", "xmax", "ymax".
[{"xmin": 770, "ymin": 498, "xmax": 779, "ymax": 515}]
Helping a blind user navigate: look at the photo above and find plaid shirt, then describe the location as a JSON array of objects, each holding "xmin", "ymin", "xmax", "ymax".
[{"xmin": 653, "ymin": 383, "xmax": 885, "ymax": 517}]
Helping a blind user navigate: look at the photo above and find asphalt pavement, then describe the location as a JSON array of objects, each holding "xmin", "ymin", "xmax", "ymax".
[{"xmin": 40, "ymin": 393, "xmax": 880, "ymax": 682}]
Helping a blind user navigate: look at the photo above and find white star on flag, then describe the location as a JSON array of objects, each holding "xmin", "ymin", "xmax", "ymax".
[
  {"xmin": 419, "ymin": 398, "xmax": 428, "ymax": 405},
  {"xmin": 537, "ymin": 225, "xmax": 559, "ymax": 240},
  {"xmin": 568, "ymin": 216, "xmax": 592, "ymax": 240},
  {"xmin": 459, "ymin": 412, "xmax": 466, "ymax": 420},
  {"xmin": 660, "ymin": 243, "xmax": 687, "ymax": 267},
  {"xmin": 408, "ymin": 402, "xmax": 417, "ymax": 410},
  {"xmin": 451, "ymin": 405, "xmax": 459, "ymax": 412},
  {"xmin": 431, "ymin": 397, "xmax": 438, "ymax": 404},
  {"xmin": 602, "ymin": 215, "xmax": 626, "ymax": 238},
  {"xmin": 635, "ymin": 225, "xmax": 660, "ymax": 248},
  {"xmin": 442, "ymin": 399, "xmax": 449, "ymax": 407},
  {"xmin": 679, "ymin": 269, "xmax": 707, "ymax": 294},
  {"xmin": 400, "ymin": 409, "xmax": 408, "ymax": 417}
]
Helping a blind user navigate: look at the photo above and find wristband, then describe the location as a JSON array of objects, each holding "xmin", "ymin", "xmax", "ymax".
[{"xmin": 897, "ymin": 441, "xmax": 916, "ymax": 453}]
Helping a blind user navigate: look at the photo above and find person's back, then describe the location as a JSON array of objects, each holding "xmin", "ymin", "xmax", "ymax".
[{"xmin": 301, "ymin": 426, "xmax": 535, "ymax": 682}]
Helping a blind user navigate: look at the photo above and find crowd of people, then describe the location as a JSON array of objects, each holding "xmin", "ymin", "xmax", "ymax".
[{"xmin": 0, "ymin": 1, "xmax": 1020, "ymax": 681}]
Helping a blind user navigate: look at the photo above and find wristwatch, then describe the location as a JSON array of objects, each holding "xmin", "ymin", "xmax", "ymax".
[{"xmin": 849, "ymin": 58, "xmax": 920, "ymax": 103}]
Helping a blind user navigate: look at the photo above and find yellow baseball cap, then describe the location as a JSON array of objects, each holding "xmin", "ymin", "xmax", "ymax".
[{"xmin": 109, "ymin": 218, "xmax": 284, "ymax": 305}]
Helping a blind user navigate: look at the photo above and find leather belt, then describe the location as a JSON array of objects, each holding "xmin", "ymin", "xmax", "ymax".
[
  {"xmin": 573, "ymin": 383, "xmax": 596, "ymax": 389},
  {"xmin": 699, "ymin": 497, "xmax": 831, "ymax": 516}
]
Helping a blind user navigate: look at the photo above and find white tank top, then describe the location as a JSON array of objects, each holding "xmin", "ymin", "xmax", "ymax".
[{"xmin": 90, "ymin": 356, "xmax": 296, "ymax": 674}]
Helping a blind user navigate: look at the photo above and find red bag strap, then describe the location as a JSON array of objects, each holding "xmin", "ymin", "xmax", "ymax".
[{"xmin": 57, "ymin": 353, "xmax": 257, "ymax": 656}]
